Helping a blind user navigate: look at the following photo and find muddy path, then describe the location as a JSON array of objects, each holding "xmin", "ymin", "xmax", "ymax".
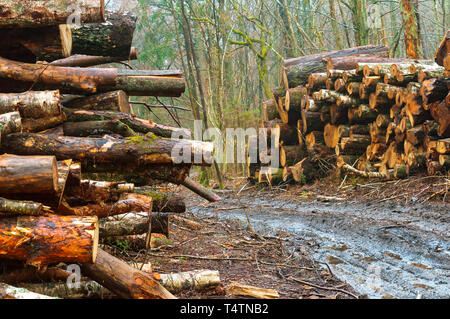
[{"xmin": 188, "ymin": 189, "xmax": 450, "ymax": 299}]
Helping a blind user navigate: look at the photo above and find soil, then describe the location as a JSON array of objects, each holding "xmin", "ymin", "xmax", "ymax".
[{"xmin": 107, "ymin": 173, "xmax": 449, "ymax": 299}]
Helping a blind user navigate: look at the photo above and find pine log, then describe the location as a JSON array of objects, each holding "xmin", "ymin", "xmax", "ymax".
[
  {"xmin": 428, "ymin": 101, "xmax": 450, "ymax": 137},
  {"xmin": 0, "ymin": 215, "xmax": 98, "ymax": 267},
  {"xmin": 0, "ymin": 0, "xmax": 105, "ymax": 28},
  {"xmin": 343, "ymin": 70, "xmax": 363, "ymax": 83},
  {"xmin": 70, "ymin": 12, "xmax": 136, "ymax": 58},
  {"xmin": 420, "ymin": 78, "xmax": 450, "ymax": 105},
  {"xmin": 62, "ymin": 90, "xmax": 131, "ymax": 114},
  {"xmin": 63, "ymin": 108, "xmax": 190, "ymax": 138},
  {"xmin": 80, "ymin": 248, "xmax": 175, "ymax": 299},
  {"xmin": 225, "ymin": 282, "xmax": 279, "ymax": 299},
  {"xmin": 275, "ymin": 122, "xmax": 298, "ymax": 145},
  {"xmin": 327, "ymin": 56, "xmax": 409, "ymax": 71},
  {"xmin": 346, "ymin": 82, "xmax": 361, "ymax": 97},
  {"xmin": 62, "ymin": 120, "xmax": 137, "ymax": 137},
  {"xmin": 355, "ymin": 104, "xmax": 378, "ymax": 124},
  {"xmin": 0, "ymin": 154, "xmax": 57, "ymax": 195},
  {"xmin": 307, "ymin": 73, "xmax": 327, "ymax": 89},
  {"xmin": 330, "ymin": 104, "xmax": 348, "ymax": 125},
  {"xmin": 406, "ymin": 126, "xmax": 426, "ymax": 145},
  {"xmin": 324, "ymin": 124, "xmax": 349, "ymax": 148},
  {"xmin": 280, "ymin": 145, "xmax": 305, "ymax": 167},
  {"xmin": 284, "ymin": 86, "xmax": 307, "ymax": 111},
  {"xmin": 0, "ymin": 56, "xmax": 116, "ymax": 94},
  {"xmin": 0, "ymin": 266, "xmax": 70, "ymax": 285},
  {"xmin": 1, "ymin": 133, "xmax": 213, "ymax": 168},
  {"xmin": 301, "ymin": 111, "xmax": 323, "ymax": 133},
  {"xmin": 334, "ymin": 78, "xmax": 347, "ymax": 93},
  {"xmin": 0, "ymin": 91, "xmax": 62, "ymax": 119}
]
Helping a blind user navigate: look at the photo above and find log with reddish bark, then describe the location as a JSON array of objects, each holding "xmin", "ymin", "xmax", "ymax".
[
  {"xmin": 0, "ymin": 0, "xmax": 105, "ymax": 28},
  {"xmin": 0, "ymin": 25, "xmax": 71, "ymax": 62},
  {"xmin": 434, "ymin": 30, "xmax": 450, "ymax": 66},
  {"xmin": 0, "ymin": 154, "xmax": 58, "ymax": 195},
  {"xmin": 69, "ymin": 12, "xmax": 136, "ymax": 58},
  {"xmin": 0, "ymin": 215, "xmax": 98, "ymax": 267},
  {"xmin": 428, "ymin": 101, "xmax": 450, "ymax": 137},
  {"xmin": 0, "ymin": 91, "xmax": 62, "ymax": 119},
  {"xmin": 62, "ymin": 90, "xmax": 132, "ymax": 114},
  {"xmin": 61, "ymin": 193, "xmax": 152, "ymax": 218},
  {"xmin": 63, "ymin": 108, "xmax": 190, "ymax": 138},
  {"xmin": 0, "ymin": 266, "xmax": 70, "ymax": 285},
  {"xmin": 420, "ymin": 78, "xmax": 450, "ymax": 105},
  {"xmin": 1, "ymin": 133, "xmax": 213, "ymax": 168},
  {"xmin": 0, "ymin": 56, "xmax": 116, "ymax": 94},
  {"xmin": 80, "ymin": 248, "xmax": 175, "ymax": 299}
]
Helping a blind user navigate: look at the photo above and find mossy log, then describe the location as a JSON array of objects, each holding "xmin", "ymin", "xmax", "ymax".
[
  {"xmin": 0, "ymin": 215, "xmax": 98, "ymax": 267},
  {"xmin": 0, "ymin": 111, "xmax": 22, "ymax": 137},
  {"xmin": 22, "ymin": 113, "xmax": 67, "ymax": 133},
  {"xmin": 70, "ymin": 12, "xmax": 136, "ymax": 58},
  {"xmin": 0, "ymin": 197, "xmax": 50, "ymax": 217},
  {"xmin": 134, "ymin": 188, "xmax": 186, "ymax": 213},
  {"xmin": 63, "ymin": 120, "xmax": 137, "ymax": 137},
  {"xmin": 1, "ymin": 133, "xmax": 213, "ymax": 168}
]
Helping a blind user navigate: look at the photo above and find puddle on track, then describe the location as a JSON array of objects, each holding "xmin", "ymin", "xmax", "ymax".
[{"xmin": 190, "ymin": 194, "xmax": 450, "ymax": 299}]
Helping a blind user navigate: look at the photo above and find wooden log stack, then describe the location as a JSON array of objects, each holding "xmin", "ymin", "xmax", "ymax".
[
  {"xmin": 251, "ymin": 38, "xmax": 449, "ymax": 186},
  {"xmin": 0, "ymin": 1, "xmax": 221, "ymax": 299}
]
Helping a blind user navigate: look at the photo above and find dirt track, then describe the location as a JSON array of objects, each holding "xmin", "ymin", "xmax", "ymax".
[{"xmin": 189, "ymin": 184, "xmax": 450, "ymax": 299}]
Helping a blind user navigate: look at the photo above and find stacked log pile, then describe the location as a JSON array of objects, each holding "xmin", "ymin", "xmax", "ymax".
[
  {"xmin": 0, "ymin": 1, "xmax": 221, "ymax": 299},
  {"xmin": 251, "ymin": 39, "xmax": 449, "ymax": 185}
]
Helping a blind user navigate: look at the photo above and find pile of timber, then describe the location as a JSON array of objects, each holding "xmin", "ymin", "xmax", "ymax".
[
  {"xmin": 0, "ymin": 1, "xmax": 221, "ymax": 299},
  {"xmin": 250, "ymin": 39, "xmax": 449, "ymax": 185}
]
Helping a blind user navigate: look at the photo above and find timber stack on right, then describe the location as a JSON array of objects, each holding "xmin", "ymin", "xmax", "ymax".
[
  {"xmin": 252, "ymin": 33, "xmax": 449, "ymax": 186},
  {"xmin": 0, "ymin": 1, "xmax": 222, "ymax": 299}
]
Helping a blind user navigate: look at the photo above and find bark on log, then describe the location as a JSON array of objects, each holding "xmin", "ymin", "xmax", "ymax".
[
  {"xmin": 1, "ymin": 133, "xmax": 213, "ymax": 168},
  {"xmin": 0, "ymin": 91, "xmax": 62, "ymax": 119},
  {"xmin": 0, "ymin": 154, "xmax": 57, "ymax": 195},
  {"xmin": 159, "ymin": 270, "xmax": 220, "ymax": 293},
  {"xmin": 327, "ymin": 56, "xmax": 410, "ymax": 71},
  {"xmin": 225, "ymin": 281, "xmax": 279, "ymax": 299},
  {"xmin": 0, "ymin": 25, "xmax": 71, "ymax": 62},
  {"xmin": 62, "ymin": 90, "xmax": 131, "ymax": 114},
  {"xmin": 0, "ymin": 111, "xmax": 22, "ymax": 137},
  {"xmin": 0, "ymin": 0, "xmax": 105, "ymax": 28},
  {"xmin": 181, "ymin": 178, "xmax": 222, "ymax": 202},
  {"xmin": 0, "ymin": 215, "xmax": 98, "ymax": 267},
  {"xmin": 64, "ymin": 108, "xmax": 190, "ymax": 138},
  {"xmin": 0, "ymin": 283, "xmax": 57, "ymax": 299},
  {"xmin": 134, "ymin": 188, "xmax": 186, "ymax": 213},
  {"xmin": 49, "ymin": 49, "xmax": 139, "ymax": 67},
  {"xmin": 22, "ymin": 113, "xmax": 67, "ymax": 133},
  {"xmin": 80, "ymin": 248, "xmax": 176, "ymax": 299},
  {"xmin": 63, "ymin": 120, "xmax": 137, "ymax": 137},
  {"xmin": 99, "ymin": 71, "xmax": 186, "ymax": 97},
  {"xmin": 0, "ymin": 56, "xmax": 116, "ymax": 94},
  {"xmin": 0, "ymin": 266, "xmax": 69, "ymax": 284},
  {"xmin": 0, "ymin": 197, "xmax": 50, "ymax": 217},
  {"xmin": 70, "ymin": 12, "xmax": 136, "ymax": 58}
]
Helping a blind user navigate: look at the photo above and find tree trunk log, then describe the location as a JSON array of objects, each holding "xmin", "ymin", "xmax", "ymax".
[
  {"xmin": 0, "ymin": 0, "xmax": 105, "ymax": 28},
  {"xmin": 181, "ymin": 178, "xmax": 222, "ymax": 202},
  {"xmin": 0, "ymin": 25, "xmax": 71, "ymax": 62},
  {"xmin": 80, "ymin": 248, "xmax": 176, "ymax": 299},
  {"xmin": 134, "ymin": 188, "xmax": 186, "ymax": 213},
  {"xmin": 0, "ymin": 215, "xmax": 98, "ymax": 267},
  {"xmin": 70, "ymin": 12, "xmax": 136, "ymax": 58},
  {"xmin": 0, "ymin": 154, "xmax": 57, "ymax": 195},
  {"xmin": 22, "ymin": 113, "xmax": 67, "ymax": 133},
  {"xmin": 63, "ymin": 120, "xmax": 137, "ymax": 138},
  {"xmin": 62, "ymin": 90, "xmax": 131, "ymax": 114},
  {"xmin": 63, "ymin": 108, "xmax": 190, "ymax": 138},
  {"xmin": 0, "ymin": 197, "xmax": 50, "ymax": 217},
  {"xmin": 49, "ymin": 49, "xmax": 139, "ymax": 67},
  {"xmin": 0, "ymin": 56, "xmax": 116, "ymax": 94},
  {"xmin": 1, "ymin": 133, "xmax": 213, "ymax": 168},
  {"xmin": 0, "ymin": 111, "xmax": 22, "ymax": 137},
  {"xmin": 0, "ymin": 91, "xmax": 62, "ymax": 119},
  {"xmin": 0, "ymin": 283, "xmax": 57, "ymax": 299}
]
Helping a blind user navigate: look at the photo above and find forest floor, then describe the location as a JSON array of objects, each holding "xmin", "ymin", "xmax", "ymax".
[{"xmin": 108, "ymin": 173, "xmax": 449, "ymax": 299}]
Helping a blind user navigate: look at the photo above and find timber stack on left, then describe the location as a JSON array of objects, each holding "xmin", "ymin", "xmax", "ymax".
[{"xmin": 0, "ymin": 0, "xmax": 220, "ymax": 299}]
